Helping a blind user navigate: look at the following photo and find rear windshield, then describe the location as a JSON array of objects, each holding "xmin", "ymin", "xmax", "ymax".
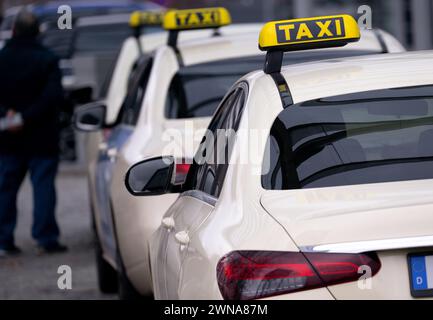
[
  {"xmin": 41, "ymin": 23, "xmax": 159, "ymax": 59},
  {"xmin": 73, "ymin": 24, "xmax": 157, "ymax": 55},
  {"xmin": 165, "ymin": 50, "xmax": 375, "ymax": 119},
  {"xmin": 262, "ymin": 86, "xmax": 433, "ymax": 190}
]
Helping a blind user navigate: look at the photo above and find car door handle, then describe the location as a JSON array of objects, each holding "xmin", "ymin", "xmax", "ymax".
[
  {"xmin": 161, "ymin": 217, "xmax": 175, "ymax": 229},
  {"xmin": 175, "ymin": 231, "xmax": 190, "ymax": 245}
]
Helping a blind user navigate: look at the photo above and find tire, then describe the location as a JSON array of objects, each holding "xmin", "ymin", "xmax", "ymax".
[
  {"xmin": 95, "ymin": 235, "xmax": 118, "ymax": 294},
  {"xmin": 117, "ymin": 252, "xmax": 146, "ymax": 300}
]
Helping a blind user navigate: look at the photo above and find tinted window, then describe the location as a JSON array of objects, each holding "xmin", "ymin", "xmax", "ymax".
[
  {"xmin": 263, "ymin": 86, "xmax": 433, "ymax": 190},
  {"xmin": 189, "ymin": 85, "xmax": 247, "ymax": 197},
  {"xmin": 164, "ymin": 51, "xmax": 377, "ymax": 120},
  {"xmin": 118, "ymin": 56, "xmax": 153, "ymax": 126},
  {"xmin": 165, "ymin": 57, "xmax": 261, "ymax": 119},
  {"xmin": 74, "ymin": 24, "xmax": 134, "ymax": 54}
]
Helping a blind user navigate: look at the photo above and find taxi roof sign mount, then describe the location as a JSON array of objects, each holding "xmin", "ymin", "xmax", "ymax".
[{"xmin": 259, "ymin": 15, "xmax": 361, "ymax": 74}]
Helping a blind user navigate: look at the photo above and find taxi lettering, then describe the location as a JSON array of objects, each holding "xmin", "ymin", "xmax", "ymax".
[
  {"xmin": 140, "ymin": 13, "xmax": 163, "ymax": 25},
  {"xmin": 175, "ymin": 11, "xmax": 220, "ymax": 28},
  {"xmin": 276, "ymin": 18, "xmax": 345, "ymax": 43},
  {"xmin": 130, "ymin": 11, "xmax": 163, "ymax": 27}
]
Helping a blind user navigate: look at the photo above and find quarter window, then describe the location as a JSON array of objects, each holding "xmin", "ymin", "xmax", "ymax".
[
  {"xmin": 262, "ymin": 85, "xmax": 433, "ymax": 190},
  {"xmin": 189, "ymin": 84, "xmax": 248, "ymax": 198},
  {"xmin": 118, "ymin": 56, "xmax": 153, "ymax": 126}
]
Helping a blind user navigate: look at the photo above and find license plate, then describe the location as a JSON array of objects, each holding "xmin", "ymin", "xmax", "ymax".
[{"xmin": 408, "ymin": 253, "xmax": 433, "ymax": 298}]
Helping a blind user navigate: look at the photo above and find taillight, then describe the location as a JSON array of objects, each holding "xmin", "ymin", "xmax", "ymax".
[{"xmin": 217, "ymin": 251, "xmax": 381, "ymax": 300}]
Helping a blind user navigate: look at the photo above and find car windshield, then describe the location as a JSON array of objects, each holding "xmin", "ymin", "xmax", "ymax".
[
  {"xmin": 262, "ymin": 85, "xmax": 433, "ymax": 190},
  {"xmin": 165, "ymin": 50, "xmax": 376, "ymax": 119}
]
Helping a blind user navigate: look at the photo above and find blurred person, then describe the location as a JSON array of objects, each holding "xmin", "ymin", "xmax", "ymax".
[{"xmin": 0, "ymin": 8, "xmax": 67, "ymax": 257}]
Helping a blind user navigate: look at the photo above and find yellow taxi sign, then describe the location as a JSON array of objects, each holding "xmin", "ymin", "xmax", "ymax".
[
  {"xmin": 259, "ymin": 15, "xmax": 360, "ymax": 52},
  {"xmin": 129, "ymin": 11, "xmax": 164, "ymax": 28},
  {"xmin": 163, "ymin": 7, "xmax": 231, "ymax": 31}
]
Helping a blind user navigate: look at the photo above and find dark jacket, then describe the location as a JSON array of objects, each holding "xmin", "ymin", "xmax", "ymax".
[{"xmin": 0, "ymin": 37, "xmax": 64, "ymax": 156}]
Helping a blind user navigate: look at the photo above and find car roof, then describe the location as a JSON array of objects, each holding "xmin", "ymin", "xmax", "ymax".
[
  {"xmin": 172, "ymin": 27, "xmax": 405, "ymax": 68},
  {"xmin": 177, "ymin": 32, "xmax": 262, "ymax": 66},
  {"xmin": 258, "ymin": 51, "xmax": 433, "ymax": 104},
  {"xmin": 132, "ymin": 24, "xmax": 404, "ymax": 63}
]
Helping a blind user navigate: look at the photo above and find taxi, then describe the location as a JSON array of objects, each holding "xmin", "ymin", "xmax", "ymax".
[
  {"xmin": 75, "ymin": 7, "xmax": 266, "ymax": 299},
  {"xmin": 76, "ymin": 9, "xmax": 406, "ymax": 299},
  {"xmin": 81, "ymin": 11, "xmax": 264, "ymax": 233},
  {"xmin": 126, "ymin": 15, "xmax": 433, "ymax": 299}
]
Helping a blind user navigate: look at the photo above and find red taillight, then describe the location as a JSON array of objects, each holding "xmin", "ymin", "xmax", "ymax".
[{"xmin": 217, "ymin": 251, "xmax": 381, "ymax": 300}]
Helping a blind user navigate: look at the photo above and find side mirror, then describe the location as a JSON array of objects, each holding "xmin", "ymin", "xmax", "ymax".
[
  {"xmin": 73, "ymin": 102, "xmax": 106, "ymax": 132},
  {"xmin": 125, "ymin": 156, "xmax": 191, "ymax": 196},
  {"xmin": 68, "ymin": 86, "xmax": 93, "ymax": 105}
]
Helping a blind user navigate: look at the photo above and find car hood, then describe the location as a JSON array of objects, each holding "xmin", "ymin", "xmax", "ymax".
[{"xmin": 260, "ymin": 179, "xmax": 433, "ymax": 251}]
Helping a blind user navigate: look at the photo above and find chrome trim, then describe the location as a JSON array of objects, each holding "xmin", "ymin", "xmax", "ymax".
[
  {"xmin": 300, "ymin": 235, "xmax": 433, "ymax": 254},
  {"xmin": 181, "ymin": 190, "xmax": 217, "ymax": 207}
]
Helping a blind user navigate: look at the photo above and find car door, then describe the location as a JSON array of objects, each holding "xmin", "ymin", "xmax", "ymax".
[
  {"xmin": 95, "ymin": 56, "xmax": 153, "ymax": 262},
  {"xmin": 158, "ymin": 83, "xmax": 248, "ymax": 299}
]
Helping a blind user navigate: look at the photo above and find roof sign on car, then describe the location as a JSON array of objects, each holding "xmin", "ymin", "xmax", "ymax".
[
  {"xmin": 129, "ymin": 11, "xmax": 165, "ymax": 28},
  {"xmin": 163, "ymin": 7, "xmax": 232, "ymax": 50},
  {"xmin": 258, "ymin": 15, "xmax": 360, "ymax": 109},
  {"xmin": 163, "ymin": 7, "xmax": 231, "ymax": 31},
  {"xmin": 130, "ymin": 11, "xmax": 165, "ymax": 53}
]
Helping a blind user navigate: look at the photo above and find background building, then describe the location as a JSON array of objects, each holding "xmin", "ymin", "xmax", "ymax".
[{"xmin": 1, "ymin": 0, "xmax": 433, "ymax": 50}]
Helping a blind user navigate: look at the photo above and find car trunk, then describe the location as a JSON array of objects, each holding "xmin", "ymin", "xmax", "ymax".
[{"xmin": 260, "ymin": 179, "xmax": 433, "ymax": 299}]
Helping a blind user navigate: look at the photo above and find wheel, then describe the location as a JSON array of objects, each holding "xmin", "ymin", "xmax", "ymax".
[
  {"xmin": 95, "ymin": 234, "xmax": 118, "ymax": 294},
  {"xmin": 117, "ymin": 252, "xmax": 145, "ymax": 300}
]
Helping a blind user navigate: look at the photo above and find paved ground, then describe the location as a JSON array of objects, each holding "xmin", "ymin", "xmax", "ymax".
[{"xmin": 0, "ymin": 168, "xmax": 116, "ymax": 300}]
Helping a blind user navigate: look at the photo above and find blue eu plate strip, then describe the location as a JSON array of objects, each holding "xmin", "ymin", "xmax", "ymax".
[{"xmin": 411, "ymin": 256, "xmax": 428, "ymax": 291}]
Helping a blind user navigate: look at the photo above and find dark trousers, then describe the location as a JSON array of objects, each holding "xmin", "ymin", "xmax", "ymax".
[{"xmin": 0, "ymin": 154, "xmax": 59, "ymax": 249}]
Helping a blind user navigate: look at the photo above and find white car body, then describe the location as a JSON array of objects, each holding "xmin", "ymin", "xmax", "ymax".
[
  {"xmin": 87, "ymin": 25, "xmax": 265, "ymax": 297},
  {"xmin": 149, "ymin": 51, "xmax": 433, "ymax": 300},
  {"xmin": 102, "ymin": 29, "xmax": 405, "ymax": 296}
]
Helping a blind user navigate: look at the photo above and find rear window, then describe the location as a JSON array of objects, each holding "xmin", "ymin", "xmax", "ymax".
[
  {"xmin": 74, "ymin": 24, "xmax": 134, "ymax": 55},
  {"xmin": 262, "ymin": 86, "xmax": 433, "ymax": 190},
  {"xmin": 164, "ymin": 50, "xmax": 376, "ymax": 120},
  {"xmin": 165, "ymin": 56, "xmax": 262, "ymax": 119}
]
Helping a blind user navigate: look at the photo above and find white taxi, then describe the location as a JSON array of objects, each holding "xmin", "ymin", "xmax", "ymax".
[
  {"xmin": 75, "ymin": 8, "xmax": 265, "ymax": 299},
  {"xmin": 82, "ymin": 11, "xmax": 264, "ymax": 241},
  {"xmin": 77, "ymin": 9, "xmax": 406, "ymax": 299},
  {"xmin": 126, "ymin": 15, "xmax": 433, "ymax": 300}
]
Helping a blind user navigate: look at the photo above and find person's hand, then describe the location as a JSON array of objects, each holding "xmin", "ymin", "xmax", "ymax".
[{"xmin": 6, "ymin": 110, "xmax": 23, "ymax": 132}]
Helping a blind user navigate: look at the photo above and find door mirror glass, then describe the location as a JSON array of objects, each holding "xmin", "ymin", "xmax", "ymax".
[
  {"xmin": 73, "ymin": 102, "xmax": 106, "ymax": 132},
  {"xmin": 126, "ymin": 156, "xmax": 175, "ymax": 196}
]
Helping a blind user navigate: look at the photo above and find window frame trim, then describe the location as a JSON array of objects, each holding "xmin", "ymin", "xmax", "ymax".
[{"xmin": 185, "ymin": 81, "xmax": 250, "ymax": 201}]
